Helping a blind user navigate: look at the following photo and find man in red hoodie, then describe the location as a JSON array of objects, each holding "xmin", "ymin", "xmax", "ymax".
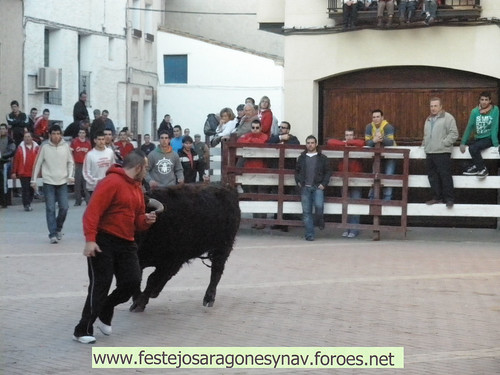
[
  {"xmin": 73, "ymin": 150, "xmax": 157, "ymax": 344},
  {"xmin": 327, "ymin": 128, "xmax": 365, "ymax": 238},
  {"xmin": 11, "ymin": 132, "xmax": 39, "ymax": 211}
]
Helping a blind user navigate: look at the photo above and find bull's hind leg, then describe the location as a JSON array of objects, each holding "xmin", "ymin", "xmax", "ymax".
[{"xmin": 203, "ymin": 254, "xmax": 228, "ymax": 307}]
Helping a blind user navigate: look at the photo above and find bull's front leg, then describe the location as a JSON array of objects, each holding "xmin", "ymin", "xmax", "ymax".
[{"xmin": 203, "ymin": 255, "xmax": 227, "ymax": 307}]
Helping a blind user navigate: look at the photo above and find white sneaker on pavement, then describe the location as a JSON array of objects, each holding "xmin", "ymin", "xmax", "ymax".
[
  {"xmin": 97, "ymin": 319, "xmax": 112, "ymax": 336},
  {"xmin": 73, "ymin": 335, "xmax": 96, "ymax": 344}
]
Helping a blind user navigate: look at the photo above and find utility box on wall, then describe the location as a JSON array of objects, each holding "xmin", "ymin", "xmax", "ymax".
[{"xmin": 37, "ymin": 67, "xmax": 60, "ymax": 89}]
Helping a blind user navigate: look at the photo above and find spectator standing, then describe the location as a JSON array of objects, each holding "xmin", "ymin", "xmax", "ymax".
[
  {"xmin": 114, "ymin": 130, "xmax": 135, "ymax": 159},
  {"xmin": 327, "ymin": 128, "xmax": 365, "ymax": 238},
  {"xmin": 460, "ymin": 91, "xmax": 499, "ymax": 178},
  {"xmin": 422, "ymin": 97, "xmax": 459, "ymax": 208},
  {"xmin": 70, "ymin": 129, "xmax": 92, "ymax": 206},
  {"xmin": 170, "ymin": 125, "xmax": 184, "ymax": 153},
  {"xmin": 184, "ymin": 128, "xmax": 190, "ymax": 137},
  {"xmin": 178, "ymin": 136, "xmax": 206, "ymax": 183},
  {"xmin": 73, "ymin": 92, "xmax": 89, "ymax": 124},
  {"xmin": 6, "ymin": 100, "xmax": 29, "ymax": 146},
  {"xmin": 258, "ymin": 96, "xmax": 274, "ymax": 140},
  {"xmin": 11, "ymin": 132, "xmax": 39, "ymax": 211},
  {"xmin": 157, "ymin": 114, "xmax": 174, "ymax": 139},
  {"xmin": 365, "ymin": 109, "xmax": 396, "ymax": 201},
  {"xmin": 90, "ymin": 110, "xmax": 106, "ymax": 147},
  {"xmin": 72, "ymin": 150, "xmax": 157, "ymax": 344},
  {"xmin": 101, "ymin": 110, "xmax": 116, "ymax": 136},
  {"xmin": 140, "ymin": 134, "xmax": 156, "ymax": 155},
  {"xmin": 28, "ymin": 108, "xmax": 37, "ymax": 133},
  {"xmin": 103, "ymin": 129, "xmax": 122, "ymax": 164},
  {"xmin": 193, "ymin": 134, "xmax": 210, "ymax": 182},
  {"xmin": 237, "ymin": 119, "xmax": 270, "ymax": 229},
  {"xmin": 0, "ymin": 123, "xmax": 16, "ymax": 207},
  {"xmin": 295, "ymin": 135, "xmax": 332, "ymax": 241},
  {"xmin": 234, "ymin": 103, "xmax": 259, "ymax": 137},
  {"xmin": 146, "ymin": 131, "xmax": 184, "ymax": 189},
  {"xmin": 343, "ymin": 0, "xmax": 358, "ymax": 30},
  {"xmin": 34, "ymin": 109, "xmax": 51, "ymax": 144},
  {"xmin": 83, "ymin": 131, "xmax": 116, "ymax": 195},
  {"xmin": 31, "ymin": 124, "xmax": 74, "ymax": 243}
]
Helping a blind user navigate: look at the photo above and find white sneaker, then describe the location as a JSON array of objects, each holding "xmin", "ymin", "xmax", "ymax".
[
  {"xmin": 56, "ymin": 232, "xmax": 63, "ymax": 241},
  {"xmin": 342, "ymin": 231, "xmax": 349, "ymax": 237},
  {"xmin": 49, "ymin": 237, "xmax": 58, "ymax": 244},
  {"xmin": 348, "ymin": 232, "xmax": 357, "ymax": 238},
  {"xmin": 97, "ymin": 319, "xmax": 112, "ymax": 336},
  {"xmin": 73, "ymin": 335, "xmax": 96, "ymax": 344}
]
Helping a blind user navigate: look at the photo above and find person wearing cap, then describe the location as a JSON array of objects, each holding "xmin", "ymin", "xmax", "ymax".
[
  {"xmin": 193, "ymin": 134, "xmax": 210, "ymax": 182},
  {"xmin": 178, "ymin": 136, "xmax": 206, "ymax": 183}
]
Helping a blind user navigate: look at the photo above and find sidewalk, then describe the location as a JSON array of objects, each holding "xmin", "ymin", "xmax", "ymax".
[{"xmin": 1, "ymin": 197, "xmax": 499, "ymax": 374}]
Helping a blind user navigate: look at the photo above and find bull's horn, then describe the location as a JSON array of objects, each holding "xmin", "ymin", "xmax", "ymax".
[{"xmin": 147, "ymin": 198, "xmax": 165, "ymax": 214}]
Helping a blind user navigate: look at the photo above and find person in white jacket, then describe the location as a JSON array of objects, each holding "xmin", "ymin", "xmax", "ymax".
[
  {"xmin": 83, "ymin": 131, "xmax": 115, "ymax": 194},
  {"xmin": 31, "ymin": 124, "xmax": 74, "ymax": 244}
]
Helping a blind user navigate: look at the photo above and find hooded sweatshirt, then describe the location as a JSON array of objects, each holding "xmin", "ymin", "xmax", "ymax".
[
  {"xmin": 83, "ymin": 165, "xmax": 152, "ymax": 242},
  {"xmin": 31, "ymin": 138, "xmax": 74, "ymax": 185},
  {"xmin": 146, "ymin": 145, "xmax": 184, "ymax": 187}
]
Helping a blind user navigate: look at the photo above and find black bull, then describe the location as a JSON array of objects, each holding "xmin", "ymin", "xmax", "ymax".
[{"xmin": 130, "ymin": 183, "xmax": 241, "ymax": 312}]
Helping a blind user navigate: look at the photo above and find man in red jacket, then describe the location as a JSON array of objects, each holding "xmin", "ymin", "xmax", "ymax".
[
  {"xmin": 327, "ymin": 128, "xmax": 365, "ymax": 238},
  {"xmin": 73, "ymin": 150, "xmax": 157, "ymax": 344},
  {"xmin": 11, "ymin": 132, "xmax": 39, "ymax": 211}
]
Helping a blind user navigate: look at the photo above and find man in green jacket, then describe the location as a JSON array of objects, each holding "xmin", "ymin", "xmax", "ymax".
[{"xmin": 460, "ymin": 91, "xmax": 499, "ymax": 178}]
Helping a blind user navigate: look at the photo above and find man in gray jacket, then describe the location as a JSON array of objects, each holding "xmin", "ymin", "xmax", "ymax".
[
  {"xmin": 146, "ymin": 131, "xmax": 184, "ymax": 189},
  {"xmin": 422, "ymin": 97, "xmax": 459, "ymax": 208}
]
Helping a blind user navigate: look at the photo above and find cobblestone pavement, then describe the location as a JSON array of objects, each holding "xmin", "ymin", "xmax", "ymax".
[{"xmin": 1, "ymin": 198, "xmax": 499, "ymax": 374}]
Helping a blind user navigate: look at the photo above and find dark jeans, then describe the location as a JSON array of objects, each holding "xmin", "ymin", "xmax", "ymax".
[
  {"xmin": 301, "ymin": 185, "xmax": 325, "ymax": 239},
  {"xmin": 426, "ymin": 153, "xmax": 454, "ymax": 202},
  {"xmin": 468, "ymin": 138, "xmax": 492, "ymax": 170},
  {"xmin": 74, "ymin": 163, "xmax": 89, "ymax": 204},
  {"xmin": 343, "ymin": 3, "xmax": 358, "ymax": 28},
  {"xmin": 20, "ymin": 177, "xmax": 34, "ymax": 207},
  {"xmin": 74, "ymin": 232, "xmax": 141, "ymax": 337}
]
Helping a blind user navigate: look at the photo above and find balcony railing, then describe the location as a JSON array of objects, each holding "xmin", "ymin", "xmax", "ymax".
[{"xmin": 327, "ymin": 0, "xmax": 482, "ymax": 28}]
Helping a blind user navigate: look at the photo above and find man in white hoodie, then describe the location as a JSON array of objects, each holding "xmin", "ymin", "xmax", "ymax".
[{"xmin": 31, "ymin": 124, "xmax": 74, "ymax": 243}]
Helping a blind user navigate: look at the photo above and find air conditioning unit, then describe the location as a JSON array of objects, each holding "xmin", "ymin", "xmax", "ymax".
[
  {"xmin": 37, "ymin": 67, "xmax": 59, "ymax": 89},
  {"xmin": 145, "ymin": 33, "xmax": 154, "ymax": 42},
  {"xmin": 132, "ymin": 28, "xmax": 142, "ymax": 38}
]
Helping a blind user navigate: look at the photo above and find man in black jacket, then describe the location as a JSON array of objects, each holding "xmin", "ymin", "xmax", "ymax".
[
  {"xmin": 295, "ymin": 135, "xmax": 331, "ymax": 241},
  {"xmin": 73, "ymin": 92, "xmax": 89, "ymax": 124}
]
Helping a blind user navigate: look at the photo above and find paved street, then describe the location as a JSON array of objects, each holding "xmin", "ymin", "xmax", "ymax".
[{"xmin": 1, "ymin": 196, "xmax": 499, "ymax": 374}]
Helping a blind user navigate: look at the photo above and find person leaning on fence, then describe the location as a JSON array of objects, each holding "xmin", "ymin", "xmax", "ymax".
[
  {"xmin": 460, "ymin": 91, "xmax": 499, "ymax": 179},
  {"xmin": 365, "ymin": 109, "xmax": 396, "ymax": 201},
  {"xmin": 422, "ymin": 97, "xmax": 459, "ymax": 209},
  {"xmin": 295, "ymin": 135, "xmax": 332, "ymax": 241},
  {"xmin": 343, "ymin": 0, "xmax": 358, "ymax": 30},
  {"xmin": 327, "ymin": 128, "xmax": 365, "ymax": 238}
]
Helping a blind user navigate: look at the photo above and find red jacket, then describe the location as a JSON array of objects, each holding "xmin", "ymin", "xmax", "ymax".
[
  {"xmin": 114, "ymin": 141, "xmax": 135, "ymax": 159},
  {"xmin": 12, "ymin": 141, "xmax": 40, "ymax": 178},
  {"xmin": 259, "ymin": 109, "xmax": 273, "ymax": 139},
  {"xmin": 237, "ymin": 132, "xmax": 268, "ymax": 169},
  {"xmin": 70, "ymin": 137, "xmax": 92, "ymax": 164},
  {"xmin": 327, "ymin": 138, "xmax": 365, "ymax": 173},
  {"xmin": 83, "ymin": 165, "xmax": 152, "ymax": 242}
]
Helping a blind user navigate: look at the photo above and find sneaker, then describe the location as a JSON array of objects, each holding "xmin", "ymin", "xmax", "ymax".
[
  {"xmin": 236, "ymin": 185, "xmax": 244, "ymax": 194},
  {"xmin": 476, "ymin": 168, "xmax": 488, "ymax": 178},
  {"xmin": 73, "ymin": 335, "xmax": 96, "ymax": 344},
  {"xmin": 342, "ymin": 231, "xmax": 349, "ymax": 237},
  {"xmin": 24, "ymin": 205, "xmax": 33, "ymax": 212},
  {"xmin": 446, "ymin": 200, "xmax": 454, "ymax": 208},
  {"xmin": 305, "ymin": 236, "xmax": 314, "ymax": 241},
  {"xmin": 463, "ymin": 165, "xmax": 479, "ymax": 175},
  {"xmin": 97, "ymin": 319, "xmax": 112, "ymax": 336},
  {"xmin": 56, "ymin": 232, "xmax": 63, "ymax": 241},
  {"xmin": 348, "ymin": 232, "xmax": 357, "ymax": 238},
  {"xmin": 49, "ymin": 237, "xmax": 58, "ymax": 244},
  {"xmin": 425, "ymin": 199, "xmax": 442, "ymax": 205}
]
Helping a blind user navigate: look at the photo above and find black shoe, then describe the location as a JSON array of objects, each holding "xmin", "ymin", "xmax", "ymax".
[
  {"xmin": 446, "ymin": 201, "xmax": 454, "ymax": 208},
  {"xmin": 270, "ymin": 225, "xmax": 281, "ymax": 230},
  {"xmin": 463, "ymin": 165, "xmax": 479, "ymax": 176},
  {"xmin": 281, "ymin": 226, "xmax": 289, "ymax": 232},
  {"xmin": 476, "ymin": 168, "xmax": 488, "ymax": 178},
  {"xmin": 74, "ymin": 201, "xmax": 82, "ymax": 206},
  {"xmin": 426, "ymin": 199, "xmax": 442, "ymax": 205}
]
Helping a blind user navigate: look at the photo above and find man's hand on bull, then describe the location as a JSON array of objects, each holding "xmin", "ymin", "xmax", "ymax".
[
  {"xmin": 84, "ymin": 241, "xmax": 102, "ymax": 257},
  {"xmin": 149, "ymin": 180, "xmax": 160, "ymax": 189},
  {"xmin": 145, "ymin": 212, "xmax": 157, "ymax": 224}
]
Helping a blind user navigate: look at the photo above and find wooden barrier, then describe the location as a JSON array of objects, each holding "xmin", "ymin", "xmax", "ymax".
[{"xmin": 221, "ymin": 141, "xmax": 500, "ymax": 236}]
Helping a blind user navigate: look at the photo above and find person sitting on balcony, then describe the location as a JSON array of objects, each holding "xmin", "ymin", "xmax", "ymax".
[
  {"xmin": 399, "ymin": 0, "xmax": 417, "ymax": 23},
  {"xmin": 343, "ymin": 0, "xmax": 358, "ymax": 30},
  {"xmin": 377, "ymin": 0, "xmax": 395, "ymax": 28}
]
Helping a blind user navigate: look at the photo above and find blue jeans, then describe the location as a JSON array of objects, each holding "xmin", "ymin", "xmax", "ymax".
[
  {"xmin": 399, "ymin": 1, "xmax": 416, "ymax": 20},
  {"xmin": 424, "ymin": 0, "xmax": 437, "ymax": 18},
  {"xmin": 43, "ymin": 183, "xmax": 69, "ymax": 238},
  {"xmin": 369, "ymin": 158, "xmax": 396, "ymax": 200},
  {"xmin": 301, "ymin": 186, "xmax": 325, "ymax": 239},
  {"xmin": 347, "ymin": 187, "xmax": 362, "ymax": 235}
]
